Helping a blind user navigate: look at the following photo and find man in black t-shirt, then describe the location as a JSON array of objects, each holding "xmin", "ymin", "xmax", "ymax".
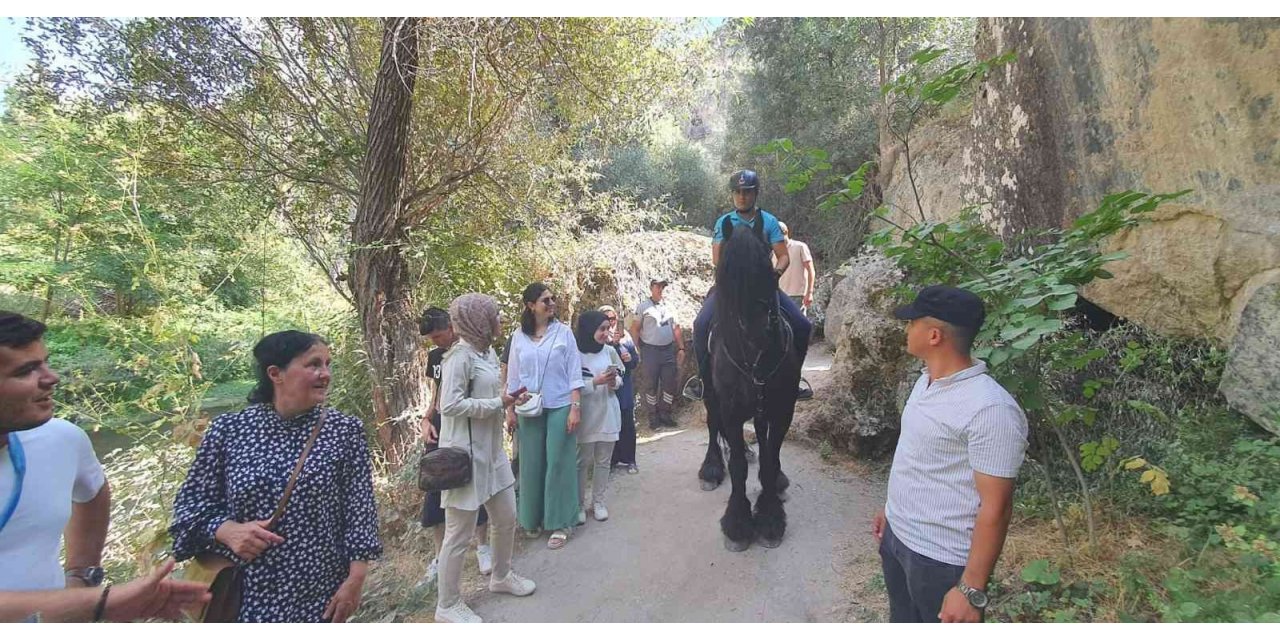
[{"xmin": 415, "ymin": 307, "xmax": 490, "ymax": 591}]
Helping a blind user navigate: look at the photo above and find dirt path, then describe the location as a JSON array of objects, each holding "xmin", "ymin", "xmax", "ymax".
[{"xmin": 468, "ymin": 343, "xmax": 888, "ymax": 623}]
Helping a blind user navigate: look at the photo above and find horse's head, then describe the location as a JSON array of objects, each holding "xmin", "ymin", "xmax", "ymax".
[{"xmin": 716, "ymin": 215, "xmax": 776, "ymax": 339}]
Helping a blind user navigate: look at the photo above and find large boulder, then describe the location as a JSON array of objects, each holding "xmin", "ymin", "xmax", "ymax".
[
  {"xmin": 808, "ymin": 261, "xmax": 851, "ymax": 342},
  {"xmin": 879, "ymin": 18, "xmax": 1280, "ymax": 345},
  {"xmin": 555, "ymin": 230, "xmax": 714, "ymax": 419},
  {"xmin": 796, "ymin": 249, "xmax": 915, "ymax": 457},
  {"xmin": 1220, "ymin": 281, "xmax": 1280, "ymax": 435}
]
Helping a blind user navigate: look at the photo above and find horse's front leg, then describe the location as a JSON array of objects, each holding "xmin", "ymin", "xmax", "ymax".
[
  {"xmin": 699, "ymin": 385, "xmax": 726, "ymax": 491},
  {"xmin": 719, "ymin": 413, "xmax": 754, "ymax": 552},
  {"xmin": 754, "ymin": 395, "xmax": 795, "ymax": 548}
]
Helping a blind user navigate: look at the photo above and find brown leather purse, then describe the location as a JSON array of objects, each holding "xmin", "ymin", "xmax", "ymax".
[{"xmin": 193, "ymin": 408, "xmax": 327, "ymax": 623}]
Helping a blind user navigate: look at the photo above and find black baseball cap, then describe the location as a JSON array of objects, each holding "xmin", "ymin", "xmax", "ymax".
[{"xmin": 892, "ymin": 285, "xmax": 986, "ymax": 332}]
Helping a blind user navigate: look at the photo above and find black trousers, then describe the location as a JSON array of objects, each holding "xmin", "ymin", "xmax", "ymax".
[
  {"xmin": 611, "ymin": 399, "xmax": 637, "ymax": 465},
  {"xmin": 879, "ymin": 522, "xmax": 969, "ymax": 623}
]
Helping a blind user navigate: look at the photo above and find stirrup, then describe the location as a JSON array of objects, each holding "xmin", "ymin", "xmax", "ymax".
[
  {"xmin": 798, "ymin": 377, "xmax": 814, "ymax": 401},
  {"xmin": 682, "ymin": 376, "xmax": 704, "ymax": 401}
]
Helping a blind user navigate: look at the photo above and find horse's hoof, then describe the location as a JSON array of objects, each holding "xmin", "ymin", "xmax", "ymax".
[
  {"xmin": 701, "ymin": 479, "xmax": 720, "ymax": 491},
  {"xmin": 724, "ymin": 537, "xmax": 751, "ymax": 552},
  {"xmin": 758, "ymin": 536, "xmax": 783, "ymax": 549},
  {"xmin": 777, "ymin": 489, "xmax": 789, "ymax": 503}
]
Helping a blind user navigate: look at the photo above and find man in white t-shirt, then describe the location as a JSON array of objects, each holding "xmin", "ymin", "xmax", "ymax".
[
  {"xmin": 0, "ymin": 311, "xmax": 208, "ymax": 622},
  {"xmin": 776, "ymin": 221, "xmax": 815, "ymax": 314}
]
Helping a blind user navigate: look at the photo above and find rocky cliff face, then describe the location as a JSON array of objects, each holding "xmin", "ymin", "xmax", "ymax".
[
  {"xmin": 557, "ymin": 230, "xmax": 713, "ymax": 419},
  {"xmin": 882, "ymin": 18, "xmax": 1280, "ymax": 344},
  {"xmin": 877, "ymin": 17, "xmax": 1280, "ymax": 434}
]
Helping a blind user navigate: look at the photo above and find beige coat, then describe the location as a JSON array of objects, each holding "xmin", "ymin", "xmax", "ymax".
[{"xmin": 438, "ymin": 340, "xmax": 515, "ymax": 511}]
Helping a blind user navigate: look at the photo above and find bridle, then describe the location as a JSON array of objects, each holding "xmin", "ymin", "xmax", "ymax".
[{"xmin": 712, "ymin": 292, "xmax": 793, "ymax": 392}]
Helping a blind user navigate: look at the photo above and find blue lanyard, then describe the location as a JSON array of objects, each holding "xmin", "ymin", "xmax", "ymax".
[{"xmin": 0, "ymin": 432, "xmax": 27, "ymax": 534}]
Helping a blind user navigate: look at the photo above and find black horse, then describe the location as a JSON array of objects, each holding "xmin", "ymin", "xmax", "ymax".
[{"xmin": 697, "ymin": 215, "xmax": 804, "ymax": 551}]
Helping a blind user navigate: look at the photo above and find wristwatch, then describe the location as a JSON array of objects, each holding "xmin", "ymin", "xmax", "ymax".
[
  {"xmin": 955, "ymin": 579, "xmax": 989, "ymax": 609},
  {"xmin": 67, "ymin": 566, "xmax": 107, "ymax": 587}
]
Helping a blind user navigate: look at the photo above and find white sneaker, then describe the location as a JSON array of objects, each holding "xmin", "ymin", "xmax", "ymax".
[
  {"xmin": 415, "ymin": 558, "xmax": 439, "ymax": 590},
  {"xmin": 435, "ymin": 601, "xmax": 482, "ymax": 623},
  {"xmin": 476, "ymin": 544, "xmax": 494, "ymax": 576},
  {"xmin": 592, "ymin": 503, "xmax": 609, "ymax": 521},
  {"xmin": 489, "ymin": 571, "xmax": 536, "ymax": 597}
]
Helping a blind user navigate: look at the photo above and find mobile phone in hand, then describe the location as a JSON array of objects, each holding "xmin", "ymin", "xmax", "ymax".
[{"xmin": 512, "ymin": 386, "xmax": 528, "ymax": 398}]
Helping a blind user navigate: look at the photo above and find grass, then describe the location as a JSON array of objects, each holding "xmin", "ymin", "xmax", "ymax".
[{"xmin": 992, "ymin": 504, "xmax": 1184, "ymax": 622}]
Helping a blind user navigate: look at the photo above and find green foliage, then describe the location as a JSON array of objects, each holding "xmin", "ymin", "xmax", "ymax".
[
  {"xmin": 868, "ymin": 190, "xmax": 1187, "ymax": 382},
  {"xmin": 98, "ymin": 438, "xmax": 196, "ymax": 581},
  {"xmin": 1147, "ymin": 425, "xmax": 1280, "ymax": 621},
  {"xmin": 753, "ymin": 138, "xmax": 830, "ymax": 194},
  {"xmin": 722, "ymin": 18, "xmax": 975, "ymax": 263},
  {"xmin": 1080, "ymin": 436, "xmax": 1119, "ymax": 473},
  {"xmin": 589, "ymin": 136, "xmax": 721, "ymax": 225},
  {"xmin": 1021, "ymin": 559, "xmax": 1062, "ymax": 586}
]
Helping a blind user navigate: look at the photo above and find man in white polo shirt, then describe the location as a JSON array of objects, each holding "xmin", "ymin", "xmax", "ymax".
[
  {"xmin": 1, "ymin": 311, "xmax": 208, "ymax": 622},
  {"xmin": 871, "ymin": 286, "xmax": 1028, "ymax": 623},
  {"xmin": 631, "ymin": 277, "xmax": 685, "ymax": 431}
]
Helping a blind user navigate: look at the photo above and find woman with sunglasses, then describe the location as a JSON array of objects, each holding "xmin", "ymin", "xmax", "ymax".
[{"xmin": 505, "ymin": 283, "xmax": 583, "ymax": 550}]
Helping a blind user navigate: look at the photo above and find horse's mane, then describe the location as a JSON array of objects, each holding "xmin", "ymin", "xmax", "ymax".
[{"xmin": 715, "ymin": 218, "xmax": 775, "ymax": 323}]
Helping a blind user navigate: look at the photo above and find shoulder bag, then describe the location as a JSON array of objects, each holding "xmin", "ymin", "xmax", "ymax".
[
  {"xmin": 193, "ymin": 407, "xmax": 327, "ymax": 623},
  {"xmin": 418, "ymin": 372, "xmax": 476, "ymax": 492}
]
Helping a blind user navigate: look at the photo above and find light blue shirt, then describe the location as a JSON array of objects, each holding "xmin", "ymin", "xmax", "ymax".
[
  {"xmin": 505, "ymin": 321, "xmax": 585, "ymax": 410},
  {"xmin": 712, "ymin": 209, "xmax": 785, "ymax": 245}
]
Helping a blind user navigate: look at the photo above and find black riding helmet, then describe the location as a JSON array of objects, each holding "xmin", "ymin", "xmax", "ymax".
[{"xmin": 730, "ymin": 169, "xmax": 759, "ymax": 191}]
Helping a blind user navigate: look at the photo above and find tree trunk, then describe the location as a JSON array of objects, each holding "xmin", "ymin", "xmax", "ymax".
[
  {"xmin": 349, "ymin": 17, "xmax": 429, "ymax": 466},
  {"xmin": 874, "ymin": 19, "xmax": 899, "ymax": 194}
]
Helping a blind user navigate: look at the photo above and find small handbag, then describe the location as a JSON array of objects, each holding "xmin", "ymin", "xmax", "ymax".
[
  {"xmin": 418, "ymin": 377, "xmax": 475, "ymax": 492},
  {"xmin": 417, "ymin": 423, "xmax": 473, "ymax": 492},
  {"xmin": 193, "ymin": 408, "xmax": 327, "ymax": 623},
  {"xmin": 514, "ymin": 329, "xmax": 556, "ymax": 418},
  {"xmin": 513, "ymin": 392, "xmax": 544, "ymax": 418}
]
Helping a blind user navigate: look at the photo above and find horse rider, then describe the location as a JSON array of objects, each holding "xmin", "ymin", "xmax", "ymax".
[{"xmin": 685, "ymin": 169, "xmax": 812, "ymax": 401}]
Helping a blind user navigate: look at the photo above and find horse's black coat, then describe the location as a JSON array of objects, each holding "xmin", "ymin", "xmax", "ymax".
[{"xmin": 697, "ymin": 215, "xmax": 804, "ymax": 550}]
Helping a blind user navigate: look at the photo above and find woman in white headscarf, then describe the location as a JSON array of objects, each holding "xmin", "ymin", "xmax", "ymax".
[{"xmin": 434, "ymin": 293, "xmax": 536, "ymax": 624}]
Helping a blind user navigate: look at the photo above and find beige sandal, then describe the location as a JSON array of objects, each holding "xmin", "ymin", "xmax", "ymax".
[{"xmin": 547, "ymin": 529, "xmax": 570, "ymax": 550}]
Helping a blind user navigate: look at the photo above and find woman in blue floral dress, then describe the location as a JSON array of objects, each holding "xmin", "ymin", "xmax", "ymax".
[{"xmin": 169, "ymin": 330, "xmax": 381, "ymax": 622}]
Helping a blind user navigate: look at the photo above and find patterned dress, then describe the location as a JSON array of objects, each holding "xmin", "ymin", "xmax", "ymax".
[{"xmin": 170, "ymin": 404, "xmax": 382, "ymax": 622}]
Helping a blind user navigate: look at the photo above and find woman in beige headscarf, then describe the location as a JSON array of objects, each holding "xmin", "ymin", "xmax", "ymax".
[{"xmin": 434, "ymin": 293, "xmax": 536, "ymax": 623}]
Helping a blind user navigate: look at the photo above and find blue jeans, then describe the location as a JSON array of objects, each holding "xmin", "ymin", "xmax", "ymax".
[
  {"xmin": 879, "ymin": 522, "xmax": 972, "ymax": 623},
  {"xmin": 693, "ymin": 287, "xmax": 811, "ymax": 380}
]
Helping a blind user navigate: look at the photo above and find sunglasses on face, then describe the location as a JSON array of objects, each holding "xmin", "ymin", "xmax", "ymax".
[
  {"xmin": 538, "ymin": 295, "xmax": 556, "ymax": 305},
  {"xmin": 605, "ymin": 316, "xmax": 617, "ymax": 322}
]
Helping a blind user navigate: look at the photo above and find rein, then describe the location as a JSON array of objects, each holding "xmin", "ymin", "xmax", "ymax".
[{"xmin": 713, "ymin": 304, "xmax": 793, "ymax": 389}]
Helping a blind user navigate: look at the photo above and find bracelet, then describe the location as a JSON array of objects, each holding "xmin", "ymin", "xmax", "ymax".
[{"xmin": 93, "ymin": 585, "xmax": 111, "ymax": 622}]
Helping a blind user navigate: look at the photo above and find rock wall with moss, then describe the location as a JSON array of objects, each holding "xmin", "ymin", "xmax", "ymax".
[
  {"xmin": 884, "ymin": 17, "xmax": 1280, "ymax": 344},
  {"xmin": 879, "ymin": 17, "xmax": 1280, "ymax": 433}
]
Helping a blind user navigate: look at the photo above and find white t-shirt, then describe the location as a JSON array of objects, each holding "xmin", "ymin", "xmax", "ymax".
[
  {"xmin": 777, "ymin": 239, "xmax": 813, "ymax": 297},
  {"xmin": 0, "ymin": 418, "xmax": 106, "ymax": 590}
]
